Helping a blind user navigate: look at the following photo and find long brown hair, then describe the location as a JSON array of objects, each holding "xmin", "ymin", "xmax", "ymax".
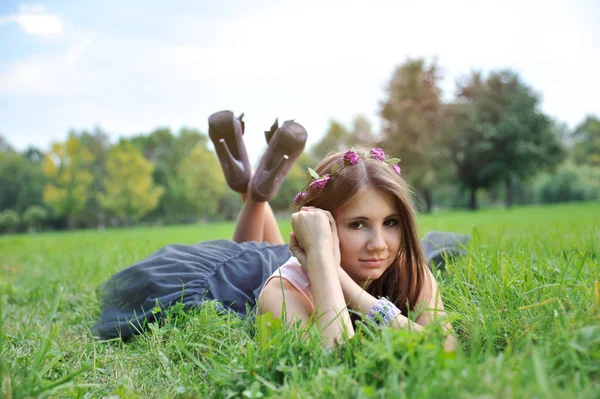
[{"xmin": 293, "ymin": 147, "xmax": 426, "ymax": 315}]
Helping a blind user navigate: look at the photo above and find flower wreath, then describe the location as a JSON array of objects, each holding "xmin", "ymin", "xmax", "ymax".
[{"xmin": 293, "ymin": 147, "xmax": 401, "ymax": 203}]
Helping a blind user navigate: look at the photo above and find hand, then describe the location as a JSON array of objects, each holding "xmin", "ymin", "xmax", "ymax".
[
  {"xmin": 302, "ymin": 207, "xmax": 341, "ymax": 268},
  {"xmin": 289, "ymin": 207, "xmax": 340, "ymax": 271}
]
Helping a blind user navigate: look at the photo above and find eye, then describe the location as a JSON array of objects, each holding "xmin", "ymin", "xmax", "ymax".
[
  {"xmin": 383, "ymin": 218, "xmax": 399, "ymax": 227},
  {"xmin": 348, "ymin": 221, "xmax": 365, "ymax": 230}
]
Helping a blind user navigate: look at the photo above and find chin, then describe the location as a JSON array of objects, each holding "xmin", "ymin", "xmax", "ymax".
[{"xmin": 354, "ymin": 271, "xmax": 385, "ymax": 286}]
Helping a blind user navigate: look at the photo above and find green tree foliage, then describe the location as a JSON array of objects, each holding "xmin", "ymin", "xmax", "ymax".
[
  {"xmin": 75, "ymin": 127, "xmax": 111, "ymax": 228},
  {"xmin": 445, "ymin": 70, "xmax": 565, "ymax": 209},
  {"xmin": 310, "ymin": 116, "xmax": 377, "ymax": 160},
  {"xmin": 42, "ymin": 136, "xmax": 95, "ymax": 228},
  {"xmin": 350, "ymin": 114, "xmax": 377, "ymax": 147},
  {"xmin": 132, "ymin": 127, "xmax": 210, "ymax": 223},
  {"xmin": 310, "ymin": 120, "xmax": 351, "ymax": 159},
  {"xmin": 218, "ymin": 190, "xmax": 243, "ymax": 221},
  {"xmin": 22, "ymin": 146, "xmax": 45, "ymax": 165},
  {"xmin": 380, "ymin": 58, "xmax": 445, "ymax": 211},
  {"xmin": 23, "ymin": 205, "xmax": 48, "ymax": 232},
  {"xmin": 571, "ymin": 115, "xmax": 600, "ymax": 166},
  {"xmin": 0, "ymin": 135, "xmax": 14, "ymax": 153},
  {"xmin": 442, "ymin": 102, "xmax": 492, "ymax": 210},
  {"xmin": 99, "ymin": 140, "xmax": 165, "ymax": 224},
  {"xmin": 175, "ymin": 144, "xmax": 227, "ymax": 220},
  {"xmin": 534, "ymin": 163, "xmax": 600, "ymax": 203},
  {"xmin": 0, "ymin": 209, "xmax": 20, "ymax": 233},
  {"xmin": 0, "ymin": 151, "xmax": 47, "ymax": 214}
]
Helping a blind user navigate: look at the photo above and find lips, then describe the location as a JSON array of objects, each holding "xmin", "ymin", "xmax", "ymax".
[{"xmin": 360, "ymin": 258, "xmax": 386, "ymax": 267}]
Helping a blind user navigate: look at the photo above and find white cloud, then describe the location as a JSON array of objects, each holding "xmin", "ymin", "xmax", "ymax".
[
  {"xmin": 0, "ymin": 4, "xmax": 62, "ymax": 35},
  {"xmin": 0, "ymin": 61, "xmax": 54, "ymax": 94},
  {"xmin": 0, "ymin": 37, "xmax": 91, "ymax": 95},
  {"xmin": 64, "ymin": 38, "xmax": 91, "ymax": 66}
]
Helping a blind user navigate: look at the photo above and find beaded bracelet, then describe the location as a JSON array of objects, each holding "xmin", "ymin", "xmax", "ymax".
[{"xmin": 366, "ymin": 297, "xmax": 401, "ymax": 326}]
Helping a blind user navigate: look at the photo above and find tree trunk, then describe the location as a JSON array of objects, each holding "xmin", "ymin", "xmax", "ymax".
[
  {"xmin": 424, "ymin": 188, "xmax": 433, "ymax": 213},
  {"xmin": 470, "ymin": 188, "xmax": 478, "ymax": 211},
  {"xmin": 97, "ymin": 207, "xmax": 105, "ymax": 231},
  {"xmin": 505, "ymin": 176, "xmax": 514, "ymax": 208},
  {"xmin": 67, "ymin": 215, "xmax": 76, "ymax": 230}
]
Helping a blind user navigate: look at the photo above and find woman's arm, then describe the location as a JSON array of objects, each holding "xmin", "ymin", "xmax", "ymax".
[
  {"xmin": 337, "ymin": 266, "xmax": 457, "ymax": 350},
  {"xmin": 259, "ymin": 209, "xmax": 353, "ymax": 347},
  {"xmin": 414, "ymin": 268, "xmax": 458, "ymax": 351}
]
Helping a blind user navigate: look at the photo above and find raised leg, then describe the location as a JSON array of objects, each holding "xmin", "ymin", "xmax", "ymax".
[
  {"xmin": 232, "ymin": 192, "xmax": 284, "ymax": 245},
  {"xmin": 260, "ymin": 201, "xmax": 285, "ymax": 245}
]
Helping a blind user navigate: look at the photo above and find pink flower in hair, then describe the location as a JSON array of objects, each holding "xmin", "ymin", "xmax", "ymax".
[
  {"xmin": 343, "ymin": 150, "xmax": 360, "ymax": 165},
  {"xmin": 294, "ymin": 192, "xmax": 307, "ymax": 202},
  {"xmin": 392, "ymin": 164, "xmax": 401, "ymax": 175},
  {"xmin": 370, "ymin": 148, "xmax": 386, "ymax": 161},
  {"xmin": 310, "ymin": 175, "xmax": 331, "ymax": 190}
]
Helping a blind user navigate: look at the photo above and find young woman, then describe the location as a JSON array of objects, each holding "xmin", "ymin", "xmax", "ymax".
[
  {"xmin": 93, "ymin": 110, "xmax": 464, "ymax": 350},
  {"xmin": 258, "ymin": 148, "xmax": 458, "ymax": 349}
]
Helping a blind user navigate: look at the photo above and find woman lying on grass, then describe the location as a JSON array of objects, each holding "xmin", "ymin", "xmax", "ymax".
[
  {"xmin": 93, "ymin": 110, "xmax": 461, "ymax": 350},
  {"xmin": 259, "ymin": 147, "xmax": 458, "ymax": 350}
]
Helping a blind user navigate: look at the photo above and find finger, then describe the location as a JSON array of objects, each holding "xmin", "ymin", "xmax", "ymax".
[
  {"xmin": 288, "ymin": 232, "xmax": 300, "ymax": 254},
  {"xmin": 310, "ymin": 208, "xmax": 338, "ymax": 234},
  {"xmin": 313, "ymin": 209, "xmax": 341, "ymax": 249}
]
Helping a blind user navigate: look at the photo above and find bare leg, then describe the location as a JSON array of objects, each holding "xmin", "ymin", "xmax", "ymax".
[
  {"xmin": 232, "ymin": 192, "xmax": 284, "ymax": 245},
  {"xmin": 261, "ymin": 201, "xmax": 285, "ymax": 245}
]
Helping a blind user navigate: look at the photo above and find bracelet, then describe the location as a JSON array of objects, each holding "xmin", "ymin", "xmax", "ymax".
[{"xmin": 366, "ymin": 297, "xmax": 401, "ymax": 326}]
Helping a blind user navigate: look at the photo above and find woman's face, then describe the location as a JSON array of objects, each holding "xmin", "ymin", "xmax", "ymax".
[{"xmin": 334, "ymin": 188, "xmax": 402, "ymax": 286}]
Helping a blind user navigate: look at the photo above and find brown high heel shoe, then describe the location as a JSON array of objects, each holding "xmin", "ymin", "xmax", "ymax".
[
  {"xmin": 250, "ymin": 119, "xmax": 308, "ymax": 202},
  {"xmin": 208, "ymin": 110, "xmax": 251, "ymax": 193}
]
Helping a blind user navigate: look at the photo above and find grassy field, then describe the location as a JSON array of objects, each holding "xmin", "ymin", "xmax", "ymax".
[{"xmin": 1, "ymin": 202, "xmax": 599, "ymax": 398}]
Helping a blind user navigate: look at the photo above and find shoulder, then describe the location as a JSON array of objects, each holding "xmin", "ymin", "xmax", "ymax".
[
  {"xmin": 259, "ymin": 257, "xmax": 314, "ymax": 322},
  {"xmin": 417, "ymin": 266, "xmax": 439, "ymax": 307},
  {"xmin": 258, "ymin": 276, "xmax": 313, "ymax": 323}
]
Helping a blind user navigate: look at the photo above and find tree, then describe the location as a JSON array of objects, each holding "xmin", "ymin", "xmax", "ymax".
[
  {"xmin": 175, "ymin": 143, "xmax": 227, "ymax": 220},
  {"xmin": 442, "ymin": 102, "xmax": 494, "ymax": 210},
  {"xmin": 310, "ymin": 120, "xmax": 351, "ymax": 160},
  {"xmin": 571, "ymin": 115, "xmax": 600, "ymax": 166},
  {"xmin": 0, "ymin": 135, "xmax": 15, "ymax": 153},
  {"xmin": 76, "ymin": 127, "xmax": 111, "ymax": 229},
  {"xmin": 42, "ymin": 136, "xmax": 95, "ymax": 228},
  {"xmin": 131, "ymin": 127, "xmax": 209, "ymax": 223},
  {"xmin": 380, "ymin": 58, "xmax": 445, "ymax": 211},
  {"xmin": 0, "ymin": 151, "xmax": 47, "ymax": 214},
  {"xmin": 99, "ymin": 140, "xmax": 164, "ymax": 225},
  {"xmin": 349, "ymin": 115, "xmax": 377, "ymax": 147},
  {"xmin": 0, "ymin": 209, "xmax": 20, "ymax": 233},
  {"xmin": 23, "ymin": 205, "xmax": 48, "ymax": 232},
  {"xmin": 310, "ymin": 116, "xmax": 376, "ymax": 161},
  {"xmin": 23, "ymin": 146, "xmax": 45, "ymax": 165},
  {"xmin": 446, "ymin": 70, "xmax": 565, "ymax": 209}
]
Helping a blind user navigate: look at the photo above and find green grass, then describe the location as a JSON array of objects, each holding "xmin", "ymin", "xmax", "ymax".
[{"xmin": 1, "ymin": 202, "xmax": 599, "ymax": 398}]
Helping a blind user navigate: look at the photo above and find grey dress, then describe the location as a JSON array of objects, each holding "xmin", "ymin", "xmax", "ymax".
[{"xmin": 93, "ymin": 232, "xmax": 469, "ymax": 340}]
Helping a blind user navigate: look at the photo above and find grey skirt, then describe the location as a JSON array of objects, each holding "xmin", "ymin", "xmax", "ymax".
[
  {"xmin": 93, "ymin": 240, "xmax": 292, "ymax": 340},
  {"xmin": 93, "ymin": 232, "xmax": 469, "ymax": 340}
]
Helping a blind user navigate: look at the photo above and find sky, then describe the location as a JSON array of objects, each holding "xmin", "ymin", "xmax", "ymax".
[{"xmin": 1, "ymin": 0, "xmax": 599, "ymax": 164}]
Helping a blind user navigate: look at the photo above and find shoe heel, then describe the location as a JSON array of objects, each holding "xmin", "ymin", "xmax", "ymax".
[
  {"xmin": 208, "ymin": 110, "xmax": 251, "ymax": 193},
  {"xmin": 218, "ymin": 138, "xmax": 246, "ymax": 184},
  {"xmin": 264, "ymin": 119, "xmax": 278, "ymax": 144}
]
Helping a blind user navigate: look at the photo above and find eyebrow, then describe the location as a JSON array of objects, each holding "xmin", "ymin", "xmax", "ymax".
[{"xmin": 344, "ymin": 213, "xmax": 401, "ymax": 221}]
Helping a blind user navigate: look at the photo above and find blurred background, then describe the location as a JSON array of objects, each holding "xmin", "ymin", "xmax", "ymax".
[{"xmin": 0, "ymin": 0, "xmax": 598, "ymax": 232}]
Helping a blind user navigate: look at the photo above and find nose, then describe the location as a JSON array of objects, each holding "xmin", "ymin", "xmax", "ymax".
[{"xmin": 366, "ymin": 226, "xmax": 387, "ymax": 252}]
